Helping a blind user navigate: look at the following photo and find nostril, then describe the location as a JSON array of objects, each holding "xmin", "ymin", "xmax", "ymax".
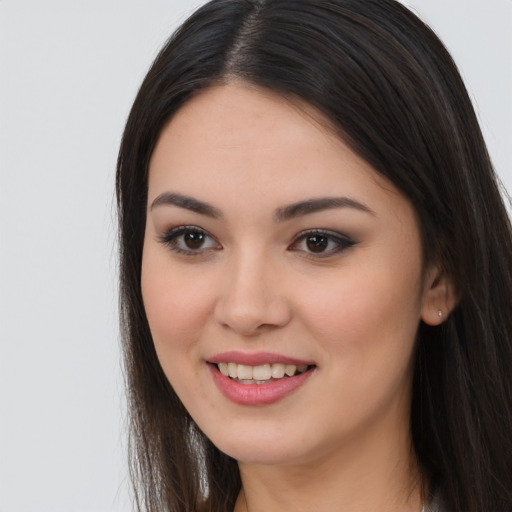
[{"xmin": 214, "ymin": 299, "xmax": 293, "ymax": 336}]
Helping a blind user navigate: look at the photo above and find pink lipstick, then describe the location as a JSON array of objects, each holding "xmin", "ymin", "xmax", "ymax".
[{"xmin": 207, "ymin": 351, "xmax": 316, "ymax": 405}]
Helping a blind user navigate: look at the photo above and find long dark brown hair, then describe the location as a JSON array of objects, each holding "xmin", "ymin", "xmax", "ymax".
[{"xmin": 116, "ymin": 1, "xmax": 512, "ymax": 511}]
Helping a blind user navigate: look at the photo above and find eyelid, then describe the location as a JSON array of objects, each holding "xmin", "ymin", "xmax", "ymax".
[
  {"xmin": 158, "ymin": 225, "xmax": 221, "ymax": 256},
  {"xmin": 289, "ymin": 229, "xmax": 356, "ymax": 257},
  {"xmin": 157, "ymin": 225, "xmax": 355, "ymax": 258}
]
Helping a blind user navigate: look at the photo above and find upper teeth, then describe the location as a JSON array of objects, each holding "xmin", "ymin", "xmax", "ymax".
[{"xmin": 217, "ymin": 362, "xmax": 308, "ymax": 381}]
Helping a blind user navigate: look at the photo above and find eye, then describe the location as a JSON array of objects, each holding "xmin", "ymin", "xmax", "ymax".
[
  {"xmin": 290, "ymin": 230, "xmax": 355, "ymax": 257},
  {"xmin": 159, "ymin": 226, "xmax": 221, "ymax": 255}
]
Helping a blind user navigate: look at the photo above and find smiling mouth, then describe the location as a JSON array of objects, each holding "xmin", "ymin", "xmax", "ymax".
[{"xmin": 213, "ymin": 362, "xmax": 314, "ymax": 384}]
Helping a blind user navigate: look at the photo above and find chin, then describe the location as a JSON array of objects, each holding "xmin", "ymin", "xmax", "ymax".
[
  {"xmin": 198, "ymin": 418, "xmax": 319, "ymax": 467},
  {"xmin": 219, "ymin": 440, "xmax": 303, "ymax": 466}
]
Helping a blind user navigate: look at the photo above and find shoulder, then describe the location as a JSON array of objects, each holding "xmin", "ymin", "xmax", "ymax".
[{"xmin": 425, "ymin": 488, "xmax": 449, "ymax": 512}]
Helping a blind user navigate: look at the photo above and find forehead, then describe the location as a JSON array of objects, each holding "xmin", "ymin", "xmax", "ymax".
[{"xmin": 147, "ymin": 82, "xmax": 408, "ymax": 222}]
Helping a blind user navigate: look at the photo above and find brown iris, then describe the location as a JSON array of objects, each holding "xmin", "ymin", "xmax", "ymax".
[
  {"xmin": 306, "ymin": 235, "xmax": 329, "ymax": 253},
  {"xmin": 184, "ymin": 232, "xmax": 205, "ymax": 249}
]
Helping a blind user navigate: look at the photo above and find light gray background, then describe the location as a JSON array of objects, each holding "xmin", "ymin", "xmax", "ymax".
[{"xmin": 0, "ymin": 1, "xmax": 510, "ymax": 511}]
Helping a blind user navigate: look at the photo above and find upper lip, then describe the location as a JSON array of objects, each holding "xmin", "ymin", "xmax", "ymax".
[{"xmin": 207, "ymin": 351, "xmax": 315, "ymax": 367}]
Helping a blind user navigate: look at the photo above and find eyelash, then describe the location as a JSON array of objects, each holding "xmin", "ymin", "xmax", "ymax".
[
  {"xmin": 289, "ymin": 229, "xmax": 356, "ymax": 258},
  {"xmin": 158, "ymin": 226, "xmax": 356, "ymax": 258},
  {"xmin": 158, "ymin": 225, "xmax": 221, "ymax": 256}
]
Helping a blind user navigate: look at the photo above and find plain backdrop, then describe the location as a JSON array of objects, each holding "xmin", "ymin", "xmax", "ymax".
[{"xmin": 0, "ymin": 1, "xmax": 510, "ymax": 511}]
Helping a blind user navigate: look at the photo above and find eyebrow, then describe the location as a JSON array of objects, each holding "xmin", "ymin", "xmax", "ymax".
[
  {"xmin": 150, "ymin": 192, "xmax": 223, "ymax": 218},
  {"xmin": 150, "ymin": 192, "xmax": 374, "ymax": 221},
  {"xmin": 274, "ymin": 197, "xmax": 375, "ymax": 221}
]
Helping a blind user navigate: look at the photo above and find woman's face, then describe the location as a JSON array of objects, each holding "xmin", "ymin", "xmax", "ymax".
[{"xmin": 142, "ymin": 83, "xmax": 440, "ymax": 466}]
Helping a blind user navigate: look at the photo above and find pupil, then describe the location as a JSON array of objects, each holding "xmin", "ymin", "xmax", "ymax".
[
  {"xmin": 184, "ymin": 232, "xmax": 205, "ymax": 249},
  {"xmin": 306, "ymin": 235, "xmax": 328, "ymax": 252}
]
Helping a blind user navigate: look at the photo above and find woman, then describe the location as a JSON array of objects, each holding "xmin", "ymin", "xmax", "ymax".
[{"xmin": 116, "ymin": 1, "xmax": 512, "ymax": 511}]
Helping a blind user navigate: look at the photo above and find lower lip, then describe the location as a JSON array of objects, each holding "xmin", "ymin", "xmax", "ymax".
[{"xmin": 208, "ymin": 364, "xmax": 314, "ymax": 405}]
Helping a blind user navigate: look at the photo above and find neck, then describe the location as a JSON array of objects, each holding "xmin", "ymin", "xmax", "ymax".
[{"xmin": 234, "ymin": 423, "xmax": 424, "ymax": 512}]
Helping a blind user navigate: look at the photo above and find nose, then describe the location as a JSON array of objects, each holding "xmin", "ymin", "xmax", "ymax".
[{"xmin": 214, "ymin": 249, "xmax": 292, "ymax": 336}]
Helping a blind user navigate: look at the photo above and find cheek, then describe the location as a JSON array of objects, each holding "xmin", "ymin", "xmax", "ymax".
[
  {"xmin": 292, "ymin": 267, "xmax": 424, "ymax": 433},
  {"xmin": 295, "ymin": 258, "xmax": 424, "ymax": 364},
  {"xmin": 141, "ymin": 247, "xmax": 214, "ymax": 360},
  {"xmin": 141, "ymin": 248, "xmax": 225, "ymax": 416}
]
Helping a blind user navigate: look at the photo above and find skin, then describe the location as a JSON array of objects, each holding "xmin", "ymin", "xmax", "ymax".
[{"xmin": 141, "ymin": 83, "xmax": 454, "ymax": 512}]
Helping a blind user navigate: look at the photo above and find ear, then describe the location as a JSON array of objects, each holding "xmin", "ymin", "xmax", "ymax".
[{"xmin": 421, "ymin": 264, "xmax": 458, "ymax": 326}]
